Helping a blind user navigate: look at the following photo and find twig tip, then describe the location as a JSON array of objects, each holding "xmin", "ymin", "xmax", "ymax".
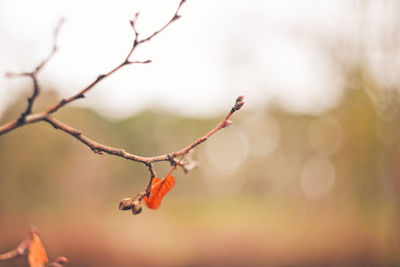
[
  {"xmin": 232, "ymin": 96, "xmax": 245, "ymax": 111},
  {"xmin": 236, "ymin": 95, "xmax": 244, "ymax": 102}
]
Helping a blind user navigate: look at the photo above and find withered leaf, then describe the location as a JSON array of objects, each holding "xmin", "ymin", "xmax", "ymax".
[
  {"xmin": 28, "ymin": 233, "xmax": 48, "ymax": 267},
  {"xmin": 144, "ymin": 174, "xmax": 175, "ymax": 209}
]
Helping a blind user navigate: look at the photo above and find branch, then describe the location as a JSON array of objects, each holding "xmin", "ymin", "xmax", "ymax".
[
  {"xmin": 145, "ymin": 163, "xmax": 157, "ymax": 198},
  {"xmin": 0, "ymin": 0, "xmax": 243, "ymax": 171},
  {"xmin": 43, "ymin": 96, "xmax": 244, "ymax": 165},
  {"xmin": 118, "ymin": 97, "xmax": 244, "ymax": 216},
  {"xmin": 0, "ymin": 226, "xmax": 35, "ymax": 261},
  {"xmin": 45, "ymin": 0, "xmax": 186, "ymax": 115},
  {"xmin": 5, "ymin": 18, "xmax": 64, "ymax": 124},
  {"xmin": 0, "ymin": 0, "xmax": 186, "ymax": 136},
  {"xmin": 0, "ymin": 112, "xmax": 48, "ymax": 136},
  {"xmin": 0, "ymin": 226, "xmax": 68, "ymax": 266},
  {"xmin": 137, "ymin": 0, "xmax": 186, "ymax": 44},
  {"xmin": 0, "ymin": 0, "xmax": 245, "ymax": 216}
]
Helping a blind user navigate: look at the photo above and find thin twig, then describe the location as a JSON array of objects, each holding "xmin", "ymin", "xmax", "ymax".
[
  {"xmin": 137, "ymin": 0, "xmax": 186, "ymax": 44},
  {"xmin": 0, "ymin": 226, "xmax": 68, "ymax": 266},
  {"xmin": 0, "ymin": 226, "xmax": 36, "ymax": 261},
  {"xmin": 1, "ymin": 0, "xmax": 245, "ymax": 217},
  {"xmin": 118, "ymin": 97, "xmax": 244, "ymax": 215},
  {"xmin": 5, "ymin": 19, "xmax": 64, "ymax": 124},
  {"xmin": 0, "ymin": 0, "xmax": 240, "ymax": 167},
  {"xmin": 45, "ymin": 0, "xmax": 185, "ymax": 115},
  {"xmin": 18, "ymin": 74, "xmax": 39, "ymax": 124},
  {"xmin": 0, "ymin": 0, "xmax": 186, "ymax": 136},
  {"xmin": 44, "ymin": 96, "xmax": 244, "ymax": 165},
  {"xmin": 145, "ymin": 163, "xmax": 157, "ymax": 198}
]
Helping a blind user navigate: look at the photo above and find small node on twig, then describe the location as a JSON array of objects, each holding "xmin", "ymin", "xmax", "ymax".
[
  {"xmin": 92, "ymin": 148, "xmax": 103, "ymax": 155},
  {"xmin": 223, "ymin": 120, "xmax": 233, "ymax": 128},
  {"xmin": 96, "ymin": 74, "xmax": 106, "ymax": 81},
  {"xmin": 17, "ymin": 116, "xmax": 25, "ymax": 125},
  {"xmin": 76, "ymin": 94, "xmax": 85, "ymax": 100},
  {"xmin": 126, "ymin": 59, "xmax": 152, "ymax": 65},
  {"xmin": 130, "ymin": 12, "xmax": 140, "ymax": 37},
  {"xmin": 116, "ymin": 149, "xmax": 126, "ymax": 156},
  {"xmin": 167, "ymin": 154, "xmax": 176, "ymax": 167},
  {"xmin": 236, "ymin": 95, "xmax": 244, "ymax": 102},
  {"xmin": 72, "ymin": 129, "xmax": 82, "ymax": 136}
]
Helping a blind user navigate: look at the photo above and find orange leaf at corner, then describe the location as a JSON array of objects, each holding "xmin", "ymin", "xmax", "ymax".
[
  {"xmin": 28, "ymin": 233, "xmax": 48, "ymax": 267},
  {"xmin": 144, "ymin": 174, "xmax": 175, "ymax": 209}
]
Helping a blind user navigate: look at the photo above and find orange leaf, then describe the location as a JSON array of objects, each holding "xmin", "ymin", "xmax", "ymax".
[
  {"xmin": 28, "ymin": 233, "xmax": 48, "ymax": 267},
  {"xmin": 144, "ymin": 174, "xmax": 175, "ymax": 209}
]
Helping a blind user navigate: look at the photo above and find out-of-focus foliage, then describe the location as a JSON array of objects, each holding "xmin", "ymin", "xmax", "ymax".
[{"xmin": 0, "ymin": 62, "xmax": 399, "ymax": 266}]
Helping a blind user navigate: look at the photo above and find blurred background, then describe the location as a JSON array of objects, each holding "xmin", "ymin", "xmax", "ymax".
[{"xmin": 0, "ymin": 0, "xmax": 399, "ymax": 266}]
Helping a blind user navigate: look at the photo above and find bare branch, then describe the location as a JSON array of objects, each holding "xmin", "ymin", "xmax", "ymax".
[
  {"xmin": 35, "ymin": 18, "xmax": 65, "ymax": 73},
  {"xmin": 18, "ymin": 74, "xmax": 39, "ymax": 124},
  {"xmin": 0, "ymin": 112, "xmax": 46, "ymax": 136},
  {"xmin": 127, "ymin": 59, "xmax": 152, "ymax": 64},
  {"xmin": 145, "ymin": 163, "xmax": 157, "ymax": 198},
  {"xmin": 1, "ymin": 0, "xmax": 245, "ymax": 219},
  {"xmin": 44, "ymin": 115, "xmax": 147, "ymax": 162},
  {"xmin": 0, "ymin": 0, "xmax": 244, "ymax": 175},
  {"xmin": 43, "ymin": 96, "xmax": 244, "ymax": 166},
  {"xmin": 0, "ymin": 0, "xmax": 185, "ymax": 134},
  {"xmin": 129, "ymin": 12, "xmax": 140, "ymax": 44},
  {"xmin": 0, "ymin": 226, "xmax": 36, "ymax": 261},
  {"xmin": 4, "ymin": 18, "xmax": 64, "ymax": 125},
  {"xmin": 137, "ymin": 0, "xmax": 186, "ymax": 44},
  {"xmin": 0, "ymin": 226, "xmax": 68, "ymax": 266},
  {"xmin": 45, "ymin": 0, "xmax": 185, "ymax": 115}
]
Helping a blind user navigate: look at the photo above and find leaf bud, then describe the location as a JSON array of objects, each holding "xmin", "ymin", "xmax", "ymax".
[{"xmin": 119, "ymin": 196, "xmax": 143, "ymax": 215}]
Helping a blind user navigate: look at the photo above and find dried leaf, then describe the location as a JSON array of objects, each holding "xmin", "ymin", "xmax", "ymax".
[
  {"xmin": 28, "ymin": 233, "xmax": 48, "ymax": 267},
  {"xmin": 144, "ymin": 174, "xmax": 175, "ymax": 209}
]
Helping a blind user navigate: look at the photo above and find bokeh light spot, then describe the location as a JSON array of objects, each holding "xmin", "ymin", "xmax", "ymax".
[
  {"xmin": 243, "ymin": 112, "xmax": 280, "ymax": 157},
  {"xmin": 204, "ymin": 127, "xmax": 249, "ymax": 175},
  {"xmin": 308, "ymin": 117, "xmax": 343, "ymax": 157},
  {"xmin": 300, "ymin": 157, "xmax": 335, "ymax": 199}
]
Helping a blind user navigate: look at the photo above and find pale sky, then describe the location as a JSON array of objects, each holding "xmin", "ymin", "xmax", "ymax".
[{"xmin": 0, "ymin": 0, "xmax": 396, "ymax": 118}]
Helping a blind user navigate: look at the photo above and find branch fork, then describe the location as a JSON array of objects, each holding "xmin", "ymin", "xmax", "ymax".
[{"xmin": 1, "ymin": 0, "xmax": 244, "ymax": 217}]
